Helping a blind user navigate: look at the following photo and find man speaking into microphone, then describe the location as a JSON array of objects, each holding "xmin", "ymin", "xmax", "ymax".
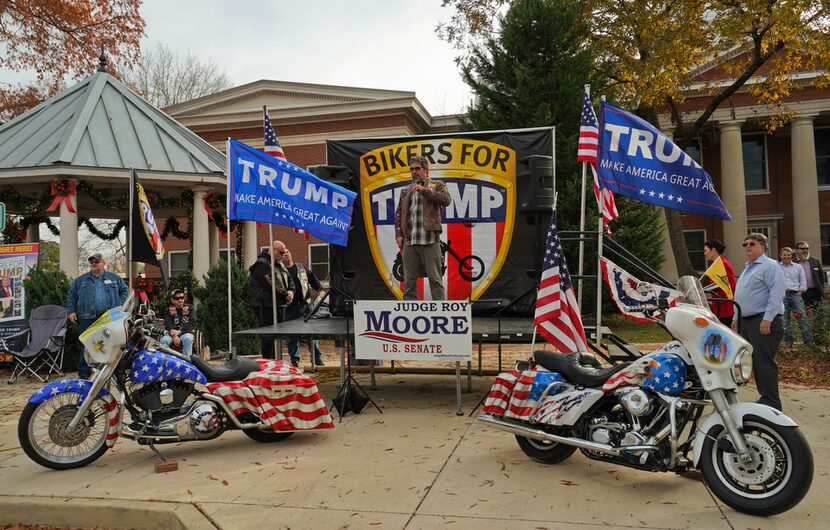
[{"xmin": 394, "ymin": 155, "xmax": 452, "ymax": 300}]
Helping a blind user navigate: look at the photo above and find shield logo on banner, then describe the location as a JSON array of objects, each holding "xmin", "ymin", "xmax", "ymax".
[{"xmin": 359, "ymin": 139, "xmax": 516, "ymax": 300}]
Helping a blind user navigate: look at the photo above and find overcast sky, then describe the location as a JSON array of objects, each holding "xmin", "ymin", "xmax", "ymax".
[{"xmin": 140, "ymin": 0, "xmax": 474, "ymax": 116}]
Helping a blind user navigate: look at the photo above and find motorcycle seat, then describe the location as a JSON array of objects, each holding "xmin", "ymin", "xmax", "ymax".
[
  {"xmin": 533, "ymin": 350, "xmax": 630, "ymax": 388},
  {"xmin": 189, "ymin": 355, "xmax": 262, "ymax": 383}
]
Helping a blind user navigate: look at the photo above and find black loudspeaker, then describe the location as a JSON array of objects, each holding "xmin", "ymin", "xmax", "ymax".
[
  {"xmin": 517, "ymin": 155, "xmax": 554, "ymax": 211},
  {"xmin": 309, "ymin": 165, "xmax": 356, "ymax": 191}
]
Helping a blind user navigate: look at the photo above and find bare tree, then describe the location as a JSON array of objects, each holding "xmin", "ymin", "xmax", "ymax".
[{"xmin": 125, "ymin": 43, "xmax": 232, "ymax": 108}]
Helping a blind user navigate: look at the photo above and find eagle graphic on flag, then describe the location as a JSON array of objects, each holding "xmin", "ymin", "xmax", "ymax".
[{"xmin": 600, "ymin": 257, "xmax": 684, "ymax": 322}]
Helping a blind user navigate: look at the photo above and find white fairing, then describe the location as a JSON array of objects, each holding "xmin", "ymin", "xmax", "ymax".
[
  {"xmin": 80, "ymin": 309, "xmax": 130, "ymax": 364},
  {"xmin": 692, "ymin": 403, "xmax": 798, "ymax": 467},
  {"xmin": 532, "ymin": 388, "xmax": 604, "ymax": 426},
  {"xmin": 664, "ymin": 304, "xmax": 751, "ymax": 392}
]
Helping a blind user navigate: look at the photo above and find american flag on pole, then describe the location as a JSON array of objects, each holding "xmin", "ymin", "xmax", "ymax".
[
  {"xmin": 578, "ymin": 88, "xmax": 618, "ymax": 230},
  {"xmin": 534, "ymin": 209, "xmax": 589, "ymax": 353},
  {"xmin": 263, "ymin": 110, "xmax": 286, "ymax": 160}
]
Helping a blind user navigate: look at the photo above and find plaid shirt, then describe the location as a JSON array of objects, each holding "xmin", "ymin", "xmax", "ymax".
[{"xmin": 406, "ymin": 187, "xmax": 438, "ymax": 246}]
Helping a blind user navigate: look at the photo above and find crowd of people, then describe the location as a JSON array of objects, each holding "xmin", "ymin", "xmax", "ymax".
[{"xmin": 705, "ymin": 235, "xmax": 825, "ymax": 411}]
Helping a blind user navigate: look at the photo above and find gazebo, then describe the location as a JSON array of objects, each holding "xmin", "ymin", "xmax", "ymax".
[{"xmin": 0, "ymin": 56, "xmax": 231, "ymax": 284}]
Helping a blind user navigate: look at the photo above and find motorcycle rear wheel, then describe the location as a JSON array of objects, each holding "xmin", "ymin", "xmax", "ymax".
[
  {"xmin": 516, "ymin": 435, "xmax": 577, "ymax": 464},
  {"xmin": 18, "ymin": 393, "xmax": 110, "ymax": 470},
  {"xmin": 238, "ymin": 414, "xmax": 294, "ymax": 443},
  {"xmin": 700, "ymin": 415, "xmax": 813, "ymax": 516}
]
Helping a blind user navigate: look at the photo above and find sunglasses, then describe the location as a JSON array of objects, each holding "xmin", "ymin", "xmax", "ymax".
[
  {"xmin": 798, "ymin": 247, "xmax": 810, "ymax": 250},
  {"xmin": 89, "ymin": 259, "xmax": 102, "ymax": 264},
  {"xmin": 173, "ymin": 296, "xmax": 185, "ymax": 301},
  {"xmin": 276, "ymin": 250, "xmax": 287, "ymax": 255},
  {"xmin": 409, "ymin": 166, "xmax": 424, "ymax": 172},
  {"xmin": 742, "ymin": 241, "xmax": 758, "ymax": 248}
]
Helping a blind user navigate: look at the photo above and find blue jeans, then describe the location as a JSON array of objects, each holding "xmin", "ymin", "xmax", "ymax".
[
  {"xmin": 77, "ymin": 318, "xmax": 97, "ymax": 379},
  {"xmin": 284, "ymin": 304, "xmax": 322, "ymax": 364},
  {"xmin": 161, "ymin": 333, "xmax": 195, "ymax": 356},
  {"xmin": 783, "ymin": 293, "xmax": 813, "ymax": 344}
]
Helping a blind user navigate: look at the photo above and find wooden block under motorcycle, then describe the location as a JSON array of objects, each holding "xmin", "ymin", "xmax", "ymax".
[{"xmin": 154, "ymin": 460, "xmax": 178, "ymax": 473}]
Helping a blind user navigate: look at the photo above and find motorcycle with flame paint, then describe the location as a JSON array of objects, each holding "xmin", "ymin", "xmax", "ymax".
[
  {"xmin": 479, "ymin": 277, "xmax": 813, "ymax": 516},
  {"xmin": 17, "ymin": 295, "xmax": 333, "ymax": 470}
]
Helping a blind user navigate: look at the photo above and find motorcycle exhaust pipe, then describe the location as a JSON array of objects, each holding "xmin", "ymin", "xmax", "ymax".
[
  {"xmin": 478, "ymin": 414, "xmax": 658, "ymax": 456},
  {"xmin": 121, "ymin": 423, "xmax": 179, "ymax": 441}
]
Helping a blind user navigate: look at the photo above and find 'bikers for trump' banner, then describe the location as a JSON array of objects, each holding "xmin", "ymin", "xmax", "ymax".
[
  {"xmin": 596, "ymin": 102, "xmax": 731, "ymax": 220},
  {"xmin": 227, "ymin": 139, "xmax": 357, "ymax": 246}
]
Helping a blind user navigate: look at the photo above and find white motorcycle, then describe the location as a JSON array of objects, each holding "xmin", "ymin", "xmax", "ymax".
[{"xmin": 479, "ymin": 276, "xmax": 813, "ymax": 516}]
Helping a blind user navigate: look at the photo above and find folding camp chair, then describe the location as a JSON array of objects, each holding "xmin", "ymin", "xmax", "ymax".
[{"xmin": 1, "ymin": 305, "xmax": 67, "ymax": 384}]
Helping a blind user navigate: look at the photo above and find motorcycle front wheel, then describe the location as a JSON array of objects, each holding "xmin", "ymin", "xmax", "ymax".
[
  {"xmin": 700, "ymin": 415, "xmax": 813, "ymax": 516},
  {"xmin": 18, "ymin": 392, "xmax": 110, "ymax": 470},
  {"xmin": 515, "ymin": 435, "xmax": 577, "ymax": 464}
]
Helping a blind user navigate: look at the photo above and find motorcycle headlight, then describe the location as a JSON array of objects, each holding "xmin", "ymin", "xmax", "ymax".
[{"xmin": 731, "ymin": 347, "xmax": 753, "ymax": 384}]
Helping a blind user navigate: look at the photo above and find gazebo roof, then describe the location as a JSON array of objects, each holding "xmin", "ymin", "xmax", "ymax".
[{"xmin": 0, "ymin": 69, "xmax": 226, "ymax": 181}]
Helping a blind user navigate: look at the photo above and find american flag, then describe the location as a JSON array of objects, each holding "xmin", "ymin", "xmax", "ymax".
[
  {"xmin": 207, "ymin": 359, "xmax": 334, "ymax": 431},
  {"xmin": 534, "ymin": 209, "xmax": 589, "ymax": 352},
  {"xmin": 578, "ymin": 88, "xmax": 618, "ymax": 230},
  {"xmin": 263, "ymin": 111, "xmax": 286, "ymax": 160}
]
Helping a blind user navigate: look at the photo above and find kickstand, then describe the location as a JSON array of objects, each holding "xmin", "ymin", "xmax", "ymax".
[{"xmin": 149, "ymin": 443, "xmax": 178, "ymax": 473}]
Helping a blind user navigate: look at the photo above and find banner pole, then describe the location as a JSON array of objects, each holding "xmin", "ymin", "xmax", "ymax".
[
  {"xmin": 226, "ymin": 139, "xmax": 234, "ymax": 358},
  {"xmin": 577, "ymin": 161, "xmax": 588, "ymax": 309},
  {"xmin": 128, "ymin": 168, "xmax": 134, "ymax": 287},
  {"xmin": 595, "ymin": 96, "xmax": 606, "ymax": 350},
  {"xmin": 269, "ymin": 223, "xmax": 278, "ymax": 359}
]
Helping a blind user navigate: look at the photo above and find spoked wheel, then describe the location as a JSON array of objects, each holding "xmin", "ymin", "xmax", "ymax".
[
  {"xmin": 238, "ymin": 413, "xmax": 294, "ymax": 443},
  {"xmin": 18, "ymin": 392, "xmax": 110, "ymax": 470},
  {"xmin": 700, "ymin": 415, "xmax": 814, "ymax": 516},
  {"xmin": 458, "ymin": 255, "xmax": 485, "ymax": 282},
  {"xmin": 516, "ymin": 435, "xmax": 577, "ymax": 464}
]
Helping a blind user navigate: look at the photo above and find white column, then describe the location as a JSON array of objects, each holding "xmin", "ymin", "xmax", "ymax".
[
  {"xmin": 192, "ymin": 187, "xmax": 211, "ymax": 287},
  {"xmin": 59, "ymin": 179, "xmax": 79, "ymax": 278},
  {"xmin": 209, "ymin": 222, "xmax": 220, "ymax": 266},
  {"xmin": 719, "ymin": 121, "xmax": 748, "ymax": 274},
  {"xmin": 25, "ymin": 222, "xmax": 40, "ymax": 243},
  {"xmin": 243, "ymin": 221, "xmax": 258, "ymax": 269},
  {"xmin": 659, "ymin": 209, "xmax": 679, "ymax": 282},
  {"xmin": 791, "ymin": 114, "xmax": 821, "ymax": 251}
]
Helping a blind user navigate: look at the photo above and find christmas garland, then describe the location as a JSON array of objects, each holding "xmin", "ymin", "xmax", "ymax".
[{"xmin": 0, "ymin": 179, "xmax": 232, "ymax": 243}]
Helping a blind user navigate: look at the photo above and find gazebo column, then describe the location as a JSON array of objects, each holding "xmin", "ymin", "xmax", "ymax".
[
  {"xmin": 719, "ymin": 121, "xmax": 747, "ymax": 273},
  {"xmin": 192, "ymin": 187, "xmax": 211, "ymax": 287},
  {"xmin": 243, "ymin": 221, "xmax": 258, "ymax": 268},
  {"xmin": 59, "ymin": 178, "xmax": 79, "ymax": 278},
  {"xmin": 209, "ymin": 222, "xmax": 220, "ymax": 266},
  {"xmin": 25, "ymin": 222, "xmax": 40, "ymax": 243},
  {"xmin": 791, "ymin": 114, "xmax": 821, "ymax": 250}
]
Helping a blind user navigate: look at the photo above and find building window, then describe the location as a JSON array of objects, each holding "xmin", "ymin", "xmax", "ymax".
[
  {"xmin": 684, "ymin": 230, "xmax": 707, "ymax": 271},
  {"xmin": 817, "ymin": 128, "xmax": 830, "ymax": 186},
  {"xmin": 169, "ymin": 251, "xmax": 188, "ymax": 280},
  {"xmin": 684, "ymin": 140, "xmax": 702, "ymax": 165},
  {"xmin": 821, "ymin": 224, "xmax": 830, "ymax": 266},
  {"xmin": 219, "ymin": 249, "xmax": 236, "ymax": 264},
  {"xmin": 309, "ymin": 244, "xmax": 329, "ymax": 282},
  {"xmin": 742, "ymin": 135, "xmax": 767, "ymax": 191}
]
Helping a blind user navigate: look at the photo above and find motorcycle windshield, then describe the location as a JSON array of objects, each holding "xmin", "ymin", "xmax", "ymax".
[{"xmin": 677, "ymin": 276, "xmax": 709, "ymax": 309}]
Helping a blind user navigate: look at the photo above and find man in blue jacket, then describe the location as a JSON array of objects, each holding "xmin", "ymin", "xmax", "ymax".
[{"xmin": 67, "ymin": 253, "xmax": 129, "ymax": 378}]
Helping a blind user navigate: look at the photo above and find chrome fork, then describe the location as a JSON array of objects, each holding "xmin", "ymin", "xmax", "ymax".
[{"xmin": 708, "ymin": 388, "xmax": 752, "ymax": 463}]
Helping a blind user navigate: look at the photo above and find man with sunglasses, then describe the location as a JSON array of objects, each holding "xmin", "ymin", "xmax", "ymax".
[
  {"xmin": 394, "ymin": 155, "xmax": 452, "ymax": 300},
  {"xmin": 160, "ymin": 289, "xmax": 197, "ymax": 356},
  {"xmin": 732, "ymin": 233, "xmax": 786, "ymax": 410},
  {"xmin": 794, "ymin": 240, "xmax": 825, "ymax": 309},
  {"xmin": 248, "ymin": 244, "xmax": 294, "ymax": 359},
  {"xmin": 67, "ymin": 253, "xmax": 129, "ymax": 379}
]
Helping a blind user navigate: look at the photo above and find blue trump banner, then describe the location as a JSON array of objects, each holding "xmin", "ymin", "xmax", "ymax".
[
  {"xmin": 596, "ymin": 102, "xmax": 731, "ymax": 221},
  {"xmin": 227, "ymin": 139, "xmax": 357, "ymax": 246}
]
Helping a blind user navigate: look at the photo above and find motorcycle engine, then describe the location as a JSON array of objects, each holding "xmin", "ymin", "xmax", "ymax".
[
  {"xmin": 132, "ymin": 380, "xmax": 194, "ymax": 413},
  {"xmin": 615, "ymin": 387, "xmax": 653, "ymax": 416}
]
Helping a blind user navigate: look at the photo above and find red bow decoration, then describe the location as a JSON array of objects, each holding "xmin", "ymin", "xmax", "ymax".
[
  {"xmin": 131, "ymin": 277, "xmax": 155, "ymax": 303},
  {"xmin": 46, "ymin": 180, "xmax": 76, "ymax": 213},
  {"xmin": 203, "ymin": 191, "xmax": 215, "ymax": 219}
]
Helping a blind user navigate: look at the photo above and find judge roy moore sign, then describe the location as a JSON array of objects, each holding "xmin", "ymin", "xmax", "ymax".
[{"xmin": 353, "ymin": 300, "xmax": 472, "ymax": 361}]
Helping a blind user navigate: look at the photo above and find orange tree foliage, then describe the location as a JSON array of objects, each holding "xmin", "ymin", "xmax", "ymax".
[
  {"xmin": 438, "ymin": 0, "xmax": 830, "ymax": 275},
  {"xmin": 0, "ymin": 0, "xmax": 145, "ymax": 121}
]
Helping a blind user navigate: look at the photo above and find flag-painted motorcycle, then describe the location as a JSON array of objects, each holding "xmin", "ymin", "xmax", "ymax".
[
  {"xmin": 479, "ymin": 276, "xmax": 813, "ymax": 516},
  {"xmin": 18, "ymin": 295, "xmax": 333, "ymax": 470}
]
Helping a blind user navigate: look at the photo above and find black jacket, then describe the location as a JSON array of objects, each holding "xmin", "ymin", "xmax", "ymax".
[{"xmin": 249, "ymin": 250, "xmax": 295, "ymax": 308}]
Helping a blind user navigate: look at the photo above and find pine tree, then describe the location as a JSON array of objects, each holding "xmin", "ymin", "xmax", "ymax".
[{"xmin": 192, "ymin": 259, "xmax": 259, "ymax": 356}]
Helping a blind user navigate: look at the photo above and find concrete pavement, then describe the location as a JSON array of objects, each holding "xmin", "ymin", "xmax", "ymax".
[{"xmin": 0, "ymin": 372, "xmax": 828, "ymax": 529}]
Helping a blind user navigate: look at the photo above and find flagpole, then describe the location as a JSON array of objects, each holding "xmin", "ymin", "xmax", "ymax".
[
  {"xmin": 269, "ymin": 223, "xmax": 279, "ymax": 359},
  {"xmin": 226, "ymin": 139, "xmax": 234, "ymax": 358},
  {"xmin": 595, "ymin": 96, "xmax": 606, "ymax": 350},
  {"xmin": 128, "ymin": 168, "xmax": 134, "ymax": 288}
]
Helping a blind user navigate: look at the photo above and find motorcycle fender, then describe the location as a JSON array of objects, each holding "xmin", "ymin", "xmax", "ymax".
[
  {"xmin": 532, "ymin": 388, "xmax": 604, "ymax": 426},
  {"xmin": 28, "ymin": 379, "xmax": 122, "ymax": 448},
  {"xmin": 692, "ymin": 402, "xmax": 798, "ymax": 467}
]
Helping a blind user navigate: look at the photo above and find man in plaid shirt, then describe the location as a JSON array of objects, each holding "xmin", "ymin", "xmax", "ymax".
[{"xmin": 394, "ymin": 156, "xmax": 452, "ymax": 300}]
